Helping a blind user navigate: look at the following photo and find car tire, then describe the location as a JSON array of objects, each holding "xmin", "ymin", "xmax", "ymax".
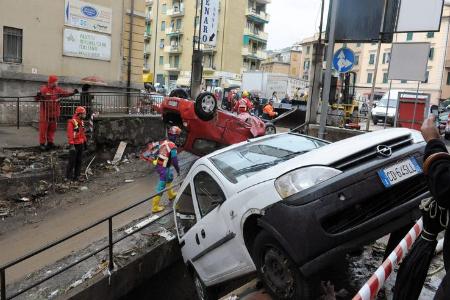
[
  {"xmin": 445, "ymin": 133, "xmax": 450, "ymax": 140},
  {"xmin": 252, "ymin": 231, "xmax": 315, "ymax": 300},
  {"xmin": 373, "ymin": 118, "xmax": 378, "ymax": 125},
  {"xmin": 195, "ymin": 92, "xmax": 217, "ymax": 121},
  {"xmin": 192, "ymin": 269, "xmax": 217, "ymax": 300},
  {"xmin": 265, "ymin": 123, "xmax": 277, "ymax": 135},
  {"xmin": 169, "ymin": 88, "xmax": 190, "ymax": 99}
]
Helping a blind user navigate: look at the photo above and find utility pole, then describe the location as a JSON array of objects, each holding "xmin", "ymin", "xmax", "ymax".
[
  {"xmin": 305, "ymin": 0, "xmax": 326, "ymax": 126},
  {"xmin": 152, "ymin": 0, "xmax": 160, "ymax": 86},
  {"xmin": 318, "ymin": 0, "xmax": 338, "ymax": 139},
  {"xmin": 190, "ymin": 0, "xmax": 204, "ymax": 99},
  {"xmin": 126, "ymin": 0, "xmax": 135, "ymax": 112}
]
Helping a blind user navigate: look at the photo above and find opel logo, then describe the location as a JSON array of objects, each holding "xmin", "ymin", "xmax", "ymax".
[{"xmin": 376, "ymin": 145, "xmax": 392, "ymax": 158}]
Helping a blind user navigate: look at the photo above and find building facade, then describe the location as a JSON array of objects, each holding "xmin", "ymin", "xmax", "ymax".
[
  {"xmin": 260, "ymin": 44, "xmax": 303, "ymax": 78},
  {"xmin": 144, "ymin": 0, "xmax": 270, "ymax": 91},
  {"xmin": 0, "ymin": 0, "xmax": 145, "ymax": 96},
  {"xmin": 299, "ymin": 6, "xmax": 450, "ymax": 106}
]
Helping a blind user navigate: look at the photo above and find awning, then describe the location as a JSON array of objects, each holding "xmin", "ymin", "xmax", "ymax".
[
  {"xmin": 222, "ymin": 79, "xmax": 241, "ymax": 88},
  {"xmin": 176, "ymin": 77, "xmax": 190, "ymax": 87}
]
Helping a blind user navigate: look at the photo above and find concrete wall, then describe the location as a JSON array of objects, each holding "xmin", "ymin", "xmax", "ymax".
[{"xmin": 93, "ymin": 115, "xmax": 166, "ymax": 152}]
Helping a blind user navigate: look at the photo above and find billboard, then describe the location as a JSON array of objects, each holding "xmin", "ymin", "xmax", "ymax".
[
  {"xmin": 200, "ymin": 0, "xmax": 220, "ymax": 46},
  {"xmin": 396, "ymin": 0, "xmax": 444, "ymax": 32},
  {"xmin": 64, "ymin": 0, "xmax": 113, "ymax": 34},
  {"xmin": 388, "ymin": 43, "xmax": 430, "ymax": 82},
  {"xmin": 63, "ymin": 28, "xmax": 111, "ymax": 61}
]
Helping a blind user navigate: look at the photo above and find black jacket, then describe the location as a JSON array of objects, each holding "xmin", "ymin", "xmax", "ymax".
[{"xmin": 424, "ymin": 139, "xmax": 450, "ymax": 209}]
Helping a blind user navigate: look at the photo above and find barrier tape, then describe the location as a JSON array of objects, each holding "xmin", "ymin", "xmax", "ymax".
[
  {"xmin": 353, "ymin": 218, "xmax": 423, "ymax": 300},
  {"xmin": 0, "ymin": 104, "xmax": 161, "ymax": 109}
]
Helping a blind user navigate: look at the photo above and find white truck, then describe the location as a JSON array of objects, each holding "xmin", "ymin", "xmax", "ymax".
[{"xmin": 241, "ymin": 72, "xmax": 307, "ymax": 100}]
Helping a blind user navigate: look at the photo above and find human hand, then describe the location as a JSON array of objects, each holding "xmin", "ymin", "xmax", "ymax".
[{"xmin": 421, "ymin": 115, "xmax": 441, "ymax": 142}]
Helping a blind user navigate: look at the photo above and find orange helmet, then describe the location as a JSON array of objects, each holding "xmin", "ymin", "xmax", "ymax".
[
  {"xmin": 168, "ymin": 126, "xmax": 181, "ymax": 135},
  {"xmin": 75, "ymin": 106, "xmax": 86, "ymax": 115}
]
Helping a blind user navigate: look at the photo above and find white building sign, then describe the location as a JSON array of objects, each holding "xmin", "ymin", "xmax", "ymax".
[
  {"xmin": 65, "ymin": 0, "xmax": 113, "ymax": 34},
  {"xmin": 200, "ymin": 0, "xmax": 220, "ymax": 46},
  {"xmin": 63, "ymin": 28, "xmax": 111, "ymax": 61}
]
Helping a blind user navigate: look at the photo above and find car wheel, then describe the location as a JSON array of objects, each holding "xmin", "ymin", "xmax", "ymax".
[
  {"xmin": 192, "ymin": 269, "xmax": 217, "ymax": 300},
  {"xmin": 253, "ymin": 231, "xmax": 315, "ymax": 300},
  {"xmin": 195, "ymin": 92, "xmax": 217, "ymax": 121},
  {"xmin": 265, "ymin": 124, "xmax": 277, "ymax": 135},
  {"xmin": 445, "ymin": 133, "xmax": 450, "ymax": 140},
  {"xmin": 373, "ymin": 118, "xmax": 378, "ymax": 125},
  {"xmin": 169, "ymin": 88, "xmax": 190, "ymax": 99}
]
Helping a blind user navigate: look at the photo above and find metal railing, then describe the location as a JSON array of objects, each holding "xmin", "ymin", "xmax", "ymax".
[
  {"xmin": 0, "ymin": 182, "xmax": 181, "ymax": 300},
  {"xmin": 0, "ymin": 92, "xmax": 164, "ymax": 129}
]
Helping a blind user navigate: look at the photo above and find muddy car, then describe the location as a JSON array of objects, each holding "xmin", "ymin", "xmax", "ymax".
[
  {"xmin": 161, "ymin": 91, "xmax": 273, "ymax": 156},
  {"xmin": 173, "ymin": 128, "xmax": 428, "ymax": 300}
]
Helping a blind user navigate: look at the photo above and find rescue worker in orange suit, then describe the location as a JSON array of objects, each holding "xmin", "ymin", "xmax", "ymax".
[
  {"xmin": 233, "ymin": 90, "xmax": 253, "ymax": 114},
  {"xmin": 36, "ymin": 75, "xmax": 78, "ymax": 151},
  {"xmin": 66, "ymin": 106, "xmax": 87, "ymax": 182},
  {"xmin": 262, "ymin": 99, "xmax": 278, "ymax": 120},
  {"xmin": 152, "ymin": 126, "xmax": 181, "ymax": 213}
]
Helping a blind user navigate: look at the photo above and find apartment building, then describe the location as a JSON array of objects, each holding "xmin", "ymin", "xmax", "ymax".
[
  {"xmin": 144, "ymin": 0, "xmax": 270, "ymax": 91},
  {"xmin": 0, "ymin": 0, "xmax": 146, "ymax": 95},
  {"xmin": 261, "ymin": 44, "xmax": 303, "ymax": 78}
]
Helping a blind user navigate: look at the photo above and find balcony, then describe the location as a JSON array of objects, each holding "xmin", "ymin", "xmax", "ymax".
[
  {"xmin": 203, "ymin": 66, "xmax": 216, "ymax": 73},
  {"xmin": 164, "ymin": 64, "xmax": 180, "ymax": 72},
  {"xmin": 145, "ymin": 13, "xmax": 151, "ymax": 22},
  {"xmin": 446, "ymin": 59, "xmax": 450, "ymax": 68},
  {"xmin": 242, "ymin": 47, "xmax": 267, "ymax": 60},
  {"xmin": 164, "ymin": 45, "xmax": 183, "ymax": 53},
  {"xmin": 244, "ymin": 27, "xmax": 268, "ymax": 41},
  {"xmin": 144, "ymin": 31, "xmax": 151, "ymax": 40},
  {"xmin": 145, "ymin": 0, "xmax": 153, "ymax": 5},
  {"xmin": 166, "ymin": 27, "xmax": 183, "ymax": 36},
  {"xmin": 245, "ymin": 8, "xmax": 270, "ymax": 23},
  {"xmin": 167, "ymin": 7, "xmax": 185, "ymax": 17},
  {"xmin": 255, "ymin": 0, "xmax": 271, "ymax": 3}
]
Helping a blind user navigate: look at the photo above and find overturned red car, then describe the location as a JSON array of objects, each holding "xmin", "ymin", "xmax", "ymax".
[{"xmin": 161, "ymin": 90, "xmax": 274, "ymax": 155}]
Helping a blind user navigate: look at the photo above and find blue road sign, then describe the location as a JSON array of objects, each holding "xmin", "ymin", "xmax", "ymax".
[{"xmin": 333, "ymin": 48, "xmax": 355, "ymax": 73}]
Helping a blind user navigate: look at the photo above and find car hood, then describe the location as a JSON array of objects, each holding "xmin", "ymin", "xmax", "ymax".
[{"xmin": 234, "ymin": 128, "xmax": 415, "ymax": 192}]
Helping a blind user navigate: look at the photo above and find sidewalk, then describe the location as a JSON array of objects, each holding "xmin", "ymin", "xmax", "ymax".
[{"xmin": 0, "ymin": 126, "xmax": 66, "ymax": 148}]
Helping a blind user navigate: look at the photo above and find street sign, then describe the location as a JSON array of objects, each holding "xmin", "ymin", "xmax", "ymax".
[
  {"xmin": 200, "ymin": 0, "xmax": 220, "ymax": 46},
  {"xmin": 332, "ymin": 48, "xmax": 355, "ymax": 73}
]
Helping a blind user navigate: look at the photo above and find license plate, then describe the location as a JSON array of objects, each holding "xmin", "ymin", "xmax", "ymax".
[
  {"xmin": 377, "ymin": 157, "xmax": 422, "ymax": 188},
  {"xmin": 168, "ymin": 100, "xmax": 178, "ymax": 107}
]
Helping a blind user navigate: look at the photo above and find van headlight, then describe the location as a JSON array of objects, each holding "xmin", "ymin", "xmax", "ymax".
[{"xmin": 274, "ymin": 166, "xmax": 342, "ymax": 199}]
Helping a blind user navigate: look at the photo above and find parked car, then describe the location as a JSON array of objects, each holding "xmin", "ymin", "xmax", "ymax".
[
  {"xmin": 161, "ymin": 92, "xmax": 274, "ymax": 156},
  {"xmin": 440, "ymin": 113, "xmax": 450, "ymax": 140},
  {"xmin": 173, "ymin": 128, "xmax": 428, "ymax": 300},
  {"xmin": 371, "ymin": 91, "xmax": 401, "ymax": 126}
]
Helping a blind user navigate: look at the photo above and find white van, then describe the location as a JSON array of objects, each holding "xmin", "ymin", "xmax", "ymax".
[{"xmin": 371, "ymin": 90, "xmax": 403, "ymax": 126}]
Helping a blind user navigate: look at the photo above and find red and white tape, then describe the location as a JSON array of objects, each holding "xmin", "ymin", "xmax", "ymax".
[{"xmin": 353, "ymin": 218, "xmax": 423, "ymax": 300}]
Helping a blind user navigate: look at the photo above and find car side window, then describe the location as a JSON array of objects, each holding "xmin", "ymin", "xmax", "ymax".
[
  {"xmin": 175, "ymin": 184, "xmax": 197, "ymax": 238},
  {"xmin": 194, "ymin": 171, "xmax": 226, "ymax": 217}
]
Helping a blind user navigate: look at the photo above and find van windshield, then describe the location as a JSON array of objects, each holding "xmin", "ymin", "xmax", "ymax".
[
  {"xmin": 378, "ymin": 99, "xmax": 398, "ymax": 108},
  {"xmin": 209, "ymin": 133, "xmax": 328, "ymax": 184}
]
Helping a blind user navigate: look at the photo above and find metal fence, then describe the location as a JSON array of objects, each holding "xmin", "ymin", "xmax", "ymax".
[
  {"xmin": 0, "ymin": 182, "xmax": 181, "ymax": 300},
  {"xmin": 0, "ymin": 92, "xmax": 165, "ymax": 129}
]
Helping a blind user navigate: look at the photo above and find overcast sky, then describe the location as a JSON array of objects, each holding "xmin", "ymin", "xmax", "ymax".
[{"xmin": 266, "ymin": 0, "xmax": 328, "ymax": 50}]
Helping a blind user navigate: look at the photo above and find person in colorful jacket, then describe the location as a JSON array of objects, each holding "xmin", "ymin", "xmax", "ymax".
[
  {"xmin": 36, "ymin": 75, "xmax": 78, "ymax": 151},
  {"xmin": 150, "ymin": 126, "xmax": 181, "ymax": 213},
  {"xmin": 66, "ymin": 106, "xmax": 87, "ymax": 182}
]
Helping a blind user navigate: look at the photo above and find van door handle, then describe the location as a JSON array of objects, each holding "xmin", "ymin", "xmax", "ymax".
[
  {"xmin": 195, "ymin": 233, "xmax": 200, "ymax": 245},
  {"xmin": 201, "ymin": 229, "xmax": 206, "ymax": 239}
]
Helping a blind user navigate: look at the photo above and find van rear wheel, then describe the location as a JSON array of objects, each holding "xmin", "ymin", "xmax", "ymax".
[{"xmin": 192, "ymin": 269, "xmax": 217, "ymax": 300}]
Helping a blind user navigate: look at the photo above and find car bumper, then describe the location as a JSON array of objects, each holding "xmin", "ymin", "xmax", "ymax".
[
  {"xmin": 373, "ymin": 115, "xmax": 394, "ymax": 123},
  {"xmin": 260, "ymin": 143, "xmax": 427, "ymax": 275}
]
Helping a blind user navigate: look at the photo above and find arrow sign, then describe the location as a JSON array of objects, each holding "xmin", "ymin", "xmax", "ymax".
[
  {"xmin": 200, "ymin": 0, "xmax": 220, "ymax": 47},
  {"xmin": 332, "ymin": 47, "xmax": 355, "ymax": 73}
]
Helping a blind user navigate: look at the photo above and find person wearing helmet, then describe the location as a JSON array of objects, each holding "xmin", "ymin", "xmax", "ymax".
[
  {"xmin": 35, "ymin": 75, "xmax": 79, "ymax": 151},
  {"xmin": 262, "ymin": 99, "xmax": 278, "ymax": 120},
  {"xmin": 233, "ymin": 90, "xmax": 253, "ymax": 114},
  {"xmin": 66, "ymin": 106, "xmax": 87, "ymax": 181},
  {"xmin": 151, "ymin": 126, "xmax": 181, "ymax": 213}
]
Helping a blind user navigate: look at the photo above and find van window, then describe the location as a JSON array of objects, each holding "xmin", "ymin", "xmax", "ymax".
[
  {"xmin": 175, "ymin": 184, "xmax": 197, "ymax": 238},
  {"xmin": 194, "ymin": 172, "xmax": 226, "ymax": 217}
]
